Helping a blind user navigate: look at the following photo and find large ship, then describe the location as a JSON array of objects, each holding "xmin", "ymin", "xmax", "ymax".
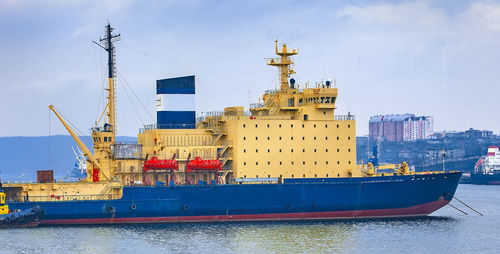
[
  {"xmin": 4, "ymin": 24, "xmax": 461, "ymax": 224},
  {"xmin": 471, "ymin": 146, "xmax": 500, "ymax": 185}
]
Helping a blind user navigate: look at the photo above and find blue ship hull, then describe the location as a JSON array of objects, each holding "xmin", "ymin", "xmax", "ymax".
[
  {"xmin": 470, "ymin": 173, "xmax": 500, "ymax": 185},
  {"xmin": 8, "ymin": 172, "xmax": 461, "ymax": 224}
]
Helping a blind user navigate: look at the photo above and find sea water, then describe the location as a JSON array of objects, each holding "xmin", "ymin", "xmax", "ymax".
[{"xmin": 1, "ymin": 184, "xmax": 499, "ymax": 254}]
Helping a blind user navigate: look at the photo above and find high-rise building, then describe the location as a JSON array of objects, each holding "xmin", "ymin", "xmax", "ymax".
[{"xmin": 369, "ymin": 114, "xmax": 433, "ymax": 142}]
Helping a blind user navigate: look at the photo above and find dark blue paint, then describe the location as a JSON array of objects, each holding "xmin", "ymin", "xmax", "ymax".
[
  {"xmin": 157, "ymin": 111, "xmax": 195, "ymax": 128},
  {"xmin": 8, "ymin": 172, "xmax": 462, "ymax": 222},
  {"xmin": 157, "ymin": 76, "xmax": 195, "ymax": 94}
]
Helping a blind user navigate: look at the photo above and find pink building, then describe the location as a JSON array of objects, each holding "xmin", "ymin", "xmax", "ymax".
[{"xmin": 369, "ymin": 114, "xmax": 433, "ymax": 142}]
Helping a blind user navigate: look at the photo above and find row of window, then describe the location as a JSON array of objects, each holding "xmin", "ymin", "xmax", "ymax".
[
  {"xmin": 93, "ymin": 137, "xmax": 112, "ymax": 143},
  {"xmin": 242, "ymin": 161, "xmax": 352, "ymax": 165},
  {"xmin": 243, "ymin": 148, "xmax": 352, "ymax": 153},
  {"xmin": 242, "ymin": 123, "xmax": 351, "ymax": 129},
  {"xmin": 243, "ymin": 136, "xmax": 352, "ymax": 141},
  {"xmin": 243, "ymin": 173, "xmax": 342, "ymax": 178}
]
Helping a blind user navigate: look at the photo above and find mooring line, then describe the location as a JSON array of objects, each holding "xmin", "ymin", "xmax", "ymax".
[
  {"xmin": 453, "ymin": 197, "xmax": 483, "ymax": 216},
  {"xmin": 448, "ymin": 203, "xmax": 468, "ymax": 215}
]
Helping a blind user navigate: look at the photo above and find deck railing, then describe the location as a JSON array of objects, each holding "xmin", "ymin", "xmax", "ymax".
[{"xmin": 9, "ymin": 193, "xmax": 122, "ymax": 203}]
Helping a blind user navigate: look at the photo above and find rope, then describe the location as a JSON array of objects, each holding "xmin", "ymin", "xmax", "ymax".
[
  {"xmin": 448, "ymin": 203, "xmax": 468, "ymax": 215},
  {"xmin": 116, "ymin": 70, "xmax": 155, "ymax": 123},
  {"xmin": 453, "ymin": 197, "xmax": 483, "ymax": 216},
  {"xmin": 53, "ymin": 106, "xmax": 93, "ymax": 148},
  {"xmin": 116, "ymin": 74, "xmax": 146, "ymax": 126}
]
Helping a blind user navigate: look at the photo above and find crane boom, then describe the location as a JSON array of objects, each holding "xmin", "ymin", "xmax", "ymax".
[{"xmin": 48, "ymin": 105, "xmax": 109, "ymax": 180}]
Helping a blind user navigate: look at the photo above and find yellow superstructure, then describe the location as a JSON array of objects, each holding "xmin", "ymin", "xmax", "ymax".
[{"xmin": 135, "ymin": 41, "xmax": 359, "ymax": 183}]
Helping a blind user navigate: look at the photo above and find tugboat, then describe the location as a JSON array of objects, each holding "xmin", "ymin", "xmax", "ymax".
[{"xmin": 0, "ymin": 181, "xmax": 44, "ymax": 228}]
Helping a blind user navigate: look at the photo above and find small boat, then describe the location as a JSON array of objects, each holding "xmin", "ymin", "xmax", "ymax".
[{"xmin": 0, "ymin": 186, "xmax": 44, "ymax": 228}]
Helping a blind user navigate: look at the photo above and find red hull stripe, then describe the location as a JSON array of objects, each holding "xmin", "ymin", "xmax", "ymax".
[{"xmin": 42, "ymin": 199, "xmax": 450, "ymax": 225}]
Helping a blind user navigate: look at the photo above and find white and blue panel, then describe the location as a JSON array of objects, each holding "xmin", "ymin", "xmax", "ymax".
[{"xmin": 156, "ymin": 76, "xmax": 195, "ymax": 129}]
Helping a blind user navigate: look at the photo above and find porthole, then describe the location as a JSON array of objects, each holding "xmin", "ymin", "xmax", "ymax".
[
  {"xmin": 337, "ymin": 124, "xmax": 339, "ymax": 128},
  {"xmin": 255, "ymin": 124, "xmax": 258, "ymax": 128},
  {"xmin": 243, "ymin": 124, "xmax": 246, "ymax": 128},
  {"xmin": 267, "ymin": 124, "xmax": 270, "ymax": 128},
  {"xmin": 130, "ymin": 204, "xmax": 136, "ymax": 210},
  {"xmin": 183, "ymin": 205, "xmax": 189, "ymax": 210}
]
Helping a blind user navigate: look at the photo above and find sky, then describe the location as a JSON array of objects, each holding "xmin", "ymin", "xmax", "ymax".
[{"xmin": 1, "ymin": 0, "xmax": 500, "ymax": 137}]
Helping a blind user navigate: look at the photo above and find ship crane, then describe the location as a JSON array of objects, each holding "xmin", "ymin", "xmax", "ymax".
[{"xmin": 48, "ymin": 105, "xmax": 109, "ymax": 181}]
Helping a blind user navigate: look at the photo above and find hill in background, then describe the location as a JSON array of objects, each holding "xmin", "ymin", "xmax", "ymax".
[{"xmin": 0, "ymin": 135, "xmax": 136, "ymax": 182}]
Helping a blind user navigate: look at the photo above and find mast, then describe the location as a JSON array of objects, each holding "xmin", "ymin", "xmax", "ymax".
[
  {"xmin": 266, "ymin": 40, "xmax": 298, "ymax": 92},
  {"xmin": 96, "ymin": 23, "xmax": 120, "ymax": 137}
]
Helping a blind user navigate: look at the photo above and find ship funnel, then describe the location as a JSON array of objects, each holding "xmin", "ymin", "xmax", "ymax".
[{"xmin": 156, "ymin": 75, "xmax": 196, "ymax": 129}]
